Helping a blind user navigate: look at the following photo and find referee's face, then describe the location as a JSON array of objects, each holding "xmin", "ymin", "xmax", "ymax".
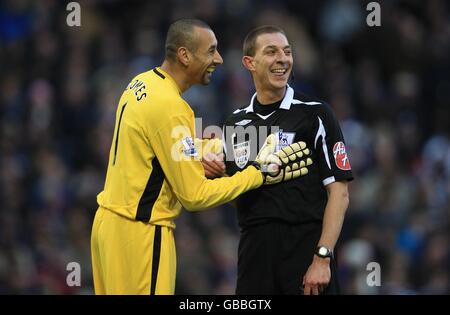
[
  {"xmin": 251, "ymin": 32, "xmax": 293, "ymax": 92},
  {"xmin": 189, "ymin": 27, "xmax": 223, "ymax": 86}
]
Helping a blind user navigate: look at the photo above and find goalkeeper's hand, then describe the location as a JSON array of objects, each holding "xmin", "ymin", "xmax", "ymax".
[{"xmin": 253, "ymin": 134, "xmax": 313, "ymax": 185}]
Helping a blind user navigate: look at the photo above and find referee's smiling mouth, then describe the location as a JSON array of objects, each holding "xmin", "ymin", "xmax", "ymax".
[
  {"xmin": 269, "ymin": 66, "xmax": 290, "ymax": 80},
  {"xmin": 271, "ymin": 68, "xmax": 288, "ymax": 75}
]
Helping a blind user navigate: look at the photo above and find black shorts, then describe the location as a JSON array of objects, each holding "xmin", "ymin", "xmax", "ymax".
[{"xmin": 236, "ymin": 220, "xmax": 340, "ymax": 295}]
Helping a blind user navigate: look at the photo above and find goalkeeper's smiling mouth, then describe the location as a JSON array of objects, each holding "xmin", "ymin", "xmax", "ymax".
[{"xmin": 206, "ymin": 65, "xmax": 216, "ymax": 75}]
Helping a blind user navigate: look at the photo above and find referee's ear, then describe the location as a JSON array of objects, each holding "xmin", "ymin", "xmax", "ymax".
[{"xmin": 242, "ymin": 56, "xmax": 255, "ymax": 72}]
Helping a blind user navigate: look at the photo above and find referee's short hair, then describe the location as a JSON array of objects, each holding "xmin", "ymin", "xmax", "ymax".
[
  {"xmin": 165, "ymin": 19, "xmax": 212, "ymax": 61},
  {"xmin": 243, "ymin": 25, "xmax": 286, "ymax": 57}
]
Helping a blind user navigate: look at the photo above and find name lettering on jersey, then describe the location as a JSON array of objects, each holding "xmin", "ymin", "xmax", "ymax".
[
  {"xmin": 276, "ymin": 129, "xmax": 296, "ymax": 151},
  {"xmin": 231, "ymin": 133, "xmax": 250, "ymax": 169},
  {"xmin": 235, "ymin": 119, "xmax": 252, "ymax": 126},
  {"xmin": 127, "ymin": 79, "xmax": 147, "ymax": 101},
  {"xmin": 333, "ymin": 141, "xmax": 351, "ymax": 170},
  {"xmin": 181, "ymin": 137, "xmax": 198, "ymax": 157}
]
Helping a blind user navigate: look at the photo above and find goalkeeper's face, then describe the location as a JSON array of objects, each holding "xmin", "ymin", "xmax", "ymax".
[{"xmin": 189, "ymin": 27, "xmax": 223, "ymax": 86}]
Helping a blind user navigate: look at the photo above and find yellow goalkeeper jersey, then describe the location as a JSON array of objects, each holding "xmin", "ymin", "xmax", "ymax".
[{"xmin": 97, "ymin": 67, "xmax": 263, "ymax": 228}]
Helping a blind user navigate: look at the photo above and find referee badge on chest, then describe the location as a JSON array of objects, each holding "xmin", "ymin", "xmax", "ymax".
[{"xmin": 232, "ymin": 134, "xmax": 250, "ymax": 169}]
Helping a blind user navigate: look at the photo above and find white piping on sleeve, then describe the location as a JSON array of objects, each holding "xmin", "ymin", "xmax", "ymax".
[{"xmin": 314, "ymin": 117, "xmax": 331, "ymax": 170}]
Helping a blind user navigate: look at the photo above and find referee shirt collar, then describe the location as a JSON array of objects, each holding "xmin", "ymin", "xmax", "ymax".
[{"xmin": 245, "ymin": 85, "xmax": 294, "ymax": 113}]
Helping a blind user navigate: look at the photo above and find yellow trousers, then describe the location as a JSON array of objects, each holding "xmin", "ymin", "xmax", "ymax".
[{"xmin": 91, "ymin": 207, "xmax": 176, "ymax": 294}]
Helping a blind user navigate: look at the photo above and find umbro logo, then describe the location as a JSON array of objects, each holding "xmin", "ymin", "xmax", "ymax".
[{"xmin": 235, "ymin": 119, "xmax": 252, "ymax": 126}]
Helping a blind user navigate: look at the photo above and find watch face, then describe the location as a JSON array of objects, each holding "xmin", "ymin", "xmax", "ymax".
[{"xmin": 319, "ymin": 247, "xmax": 328, "ymax": 256}]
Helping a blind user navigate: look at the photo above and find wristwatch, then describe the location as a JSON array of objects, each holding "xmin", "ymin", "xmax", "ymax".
[{"xmin": 315, "ymin": 246, "xmax": 333, "ymax": 259}]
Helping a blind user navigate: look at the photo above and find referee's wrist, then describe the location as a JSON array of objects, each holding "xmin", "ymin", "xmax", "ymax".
[{"xmin": 313, "ymin": 254, "xmax": 331, "ymax": 263}]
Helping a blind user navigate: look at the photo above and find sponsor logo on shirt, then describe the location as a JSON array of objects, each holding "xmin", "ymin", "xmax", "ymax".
[
  {"xmin": 276, "ymin": 130, "xmax": 296, "ymax": 151},
  {"xmin": 181, "ymin": 137, "xmax": 198, "ymax": 157},
  {"xmin": 333, "ymin": 141, "xmax": 351, "ymax": 170}
]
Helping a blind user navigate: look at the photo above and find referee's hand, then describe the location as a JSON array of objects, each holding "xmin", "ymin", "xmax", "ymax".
[
  {"xmin": 202, "ymin": 152, "xmax": 226, "ymax": 179},
  {"xmin": 302, "ymin": 255, "xmax": 331, "ymax": 295}
]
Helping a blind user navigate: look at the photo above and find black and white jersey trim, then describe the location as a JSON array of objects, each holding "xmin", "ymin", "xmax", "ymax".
[
  {"xmin": 323, "ymin": 176, "xmax": 336, "ymax": 186},
  {"xmin": 314, "ymin": 116, "xmax": 332, "ymax": 170},
  {"xmin": 232, "ymin": 85, "xmax": 318, "ymax": 115}
]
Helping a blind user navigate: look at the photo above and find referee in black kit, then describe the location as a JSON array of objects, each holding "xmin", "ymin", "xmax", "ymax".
[{"xmin": 221, "ymin": 26, "xmax": 354, "ymax": 295}]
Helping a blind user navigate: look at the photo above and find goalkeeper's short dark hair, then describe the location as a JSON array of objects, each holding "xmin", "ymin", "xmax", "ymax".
[
  {"xmin": 165, "ymin": 19, "xmax": 212, "ymax": 61},
  {"xmin": 243, "ymin": 25, "xmax": 287, "ymax": 57}
]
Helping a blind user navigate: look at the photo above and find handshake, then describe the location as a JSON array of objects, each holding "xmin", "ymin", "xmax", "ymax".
[{"xmin": 201, "ymin": 134, "xmax": 313, "ymax": 185}]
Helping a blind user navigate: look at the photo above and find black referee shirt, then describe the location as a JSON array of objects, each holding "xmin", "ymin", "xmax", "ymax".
[{"xmin": 223, "ymin": 85, "xmax": 354, "ymax": 228}]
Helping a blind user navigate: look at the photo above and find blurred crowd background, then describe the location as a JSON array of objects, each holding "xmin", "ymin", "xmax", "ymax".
[{"xmin": 0, "ymin": 0, "xmax": 449, "ymax": 294}]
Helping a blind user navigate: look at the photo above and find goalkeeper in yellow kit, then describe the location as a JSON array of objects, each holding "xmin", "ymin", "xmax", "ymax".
[{"xmin": 90, "ymin": 19, "xmax": 313, "ymax": 295}]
